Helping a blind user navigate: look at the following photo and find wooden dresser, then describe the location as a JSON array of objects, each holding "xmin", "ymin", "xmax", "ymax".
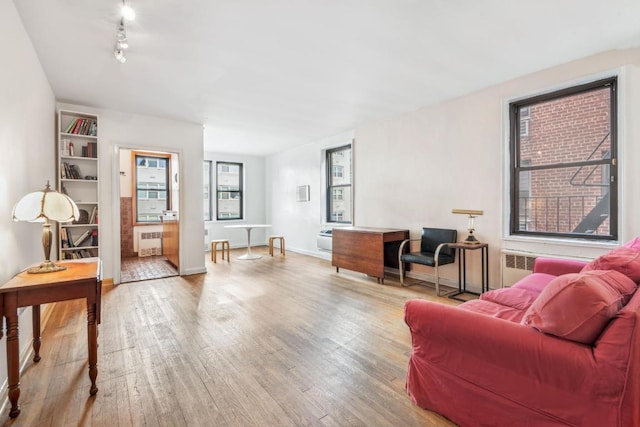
[{"xmin": 332, "ymin": 227, "xmax": 409, "ymax": 283}]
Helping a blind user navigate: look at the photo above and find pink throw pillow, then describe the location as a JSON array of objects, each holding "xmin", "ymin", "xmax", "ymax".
[
  {"xmin": 521, "ymin": 271, "xmax": 631, "ymax": 344},
  {"xmin": 623, "ymin": 237, "xmax": 640, "ymax": 251},
  {"xmin": 581, "ymin": 247, "xmax": 640, "ymax": 283}
]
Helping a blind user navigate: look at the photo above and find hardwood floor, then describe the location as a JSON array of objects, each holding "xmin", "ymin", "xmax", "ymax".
[{"xmin": 1, "ymin": 248, "xmax": 459, "ymax": 426}]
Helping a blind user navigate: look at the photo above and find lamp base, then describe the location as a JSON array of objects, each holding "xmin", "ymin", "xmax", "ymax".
[
  {"xmin": 464, "ymin": 234, "xmax": 482, "ymax": 245},
  {"xmin": 27, "ymin": 260, "xmax": 67, "ymax": 274}
]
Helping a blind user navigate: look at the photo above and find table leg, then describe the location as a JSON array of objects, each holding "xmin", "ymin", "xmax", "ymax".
[
  {"xmin": 32, "ymin": 305, "xmax": 41, "ymax": 362},
  {"xmin": 87, "ymin": 300, "xmax": 99, "ymax": 396},
  {"xmin": 5, "ymin": 293, "xmax": 20, "ymax": 418},
  {"xmin": 238, "ymin": 227, "xmax": 261, "ymax": 260}
]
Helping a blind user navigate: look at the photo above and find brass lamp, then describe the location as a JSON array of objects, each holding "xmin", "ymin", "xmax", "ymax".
[
  {"xmin": 12, "ymin": 181, "xmax": 79, "ymax": 273},
  {"xmin": 452, "ymin": 209, "xmax": 484, "ymax": 244}
]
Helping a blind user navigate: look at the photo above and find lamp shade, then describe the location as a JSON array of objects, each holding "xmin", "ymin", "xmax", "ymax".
[{"xmin": 12, "ymin": 182, "xmax": 79, "ymax": 223}]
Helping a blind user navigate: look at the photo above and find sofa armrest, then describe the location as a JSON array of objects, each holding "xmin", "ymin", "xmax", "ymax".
[
  {"xmin": 532, "ymin": 257, "xmax": 588, "ymax": 276},
  {"xmin": 404, "ymin": 300, "xmax": 598, "ymax": 389}
]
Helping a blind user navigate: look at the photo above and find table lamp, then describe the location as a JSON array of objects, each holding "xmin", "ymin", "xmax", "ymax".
[
  {"xmin": 12, "ymin": 181, "xmax": 79, "ymax": 273},
  {"xmin": 452, "ymin": 209, "xmax": 484, "ymax": 244}
]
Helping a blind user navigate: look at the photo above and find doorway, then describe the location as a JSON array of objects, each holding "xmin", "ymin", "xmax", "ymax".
[{"xmin": 118, "ymin": 149, "xmax": 179, "ymax": 283}]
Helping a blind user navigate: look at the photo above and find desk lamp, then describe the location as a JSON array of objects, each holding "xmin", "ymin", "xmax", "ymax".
[
  {"xmin": 12, "ymin": 181, "xmax": 79, "ymax": 273},
  {"xmin": 452, "ymin": 209, "xmax": 484, "ymax": 244}
]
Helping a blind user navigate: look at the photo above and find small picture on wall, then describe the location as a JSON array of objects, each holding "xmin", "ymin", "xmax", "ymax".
[{"xmin": 296, "ymin": 185, "xmax": 310, "ymax": 202}]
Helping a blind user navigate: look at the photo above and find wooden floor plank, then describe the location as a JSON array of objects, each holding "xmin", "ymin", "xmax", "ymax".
[{"xmin": 1, "ymin": 248, "xmax": 456, "ymax": 426}]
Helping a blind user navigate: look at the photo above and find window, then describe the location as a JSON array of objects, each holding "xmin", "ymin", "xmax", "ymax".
[
  {"xmin": 509, "ymin": 77, "xmax": 617, "ymax": 240},
  {"xmin": 327, "ymin": 144, "xmax": 352, "ymax": 223},
  {"xmin": 133, "ymin": 152, "xmax": 171, "ymax": 224},
  {"xmin": 216, "ymin": 161, "xmax": 243, "ymax": 220},
  {"xmin": 204, "ymin": 161, "xmax": 212, "ymax": 221}
]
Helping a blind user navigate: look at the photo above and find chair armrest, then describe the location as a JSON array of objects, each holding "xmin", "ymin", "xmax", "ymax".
[
  {"xmin": 533, "ymin": 257, "xmax": 589, "ymax": 276},
  {"xmin": 434, "ymin": 242, "xmax": 451, "ymax": 266},
  {"xmin": 399, "ymin": 238, "xmax": 422, "ymax": 255},
  {"xmin": 404, "ymin": 300, "xmax": 599, "ymax": 391}
]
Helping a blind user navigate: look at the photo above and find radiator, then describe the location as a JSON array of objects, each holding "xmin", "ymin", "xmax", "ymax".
[
  {"xmin": 138, "ymin": 231, "xmax": 163, "ymax": 257},
  {"xmin": 317, "ymin": 230, "xmax": 332, "ymax": 251},
  {"xmin": 501, "ymin": 250, "xmax": 538, "ymax": 287}
]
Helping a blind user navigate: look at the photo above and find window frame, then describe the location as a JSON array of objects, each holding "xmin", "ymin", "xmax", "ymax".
[
  {"xmin": 509, "ymin": 76, "xmax": 618, "ymax": 241},
  {"xmin": 216, "ymin": 161, "xmax": 244, "ymax": 221},
  {"xmin": 326, "ymin": 144, "xmax": 352, "ymax": 224},
  {"xmin": 132, "ymin": 151, "xmax": 171, "ymax": 226}
]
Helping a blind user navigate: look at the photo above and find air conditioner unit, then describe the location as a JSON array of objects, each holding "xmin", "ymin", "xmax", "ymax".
[
  {"xmin": 501, "ymin": 250, "xmax": 538, "ymax": 287},
  {"xmin": 138, "ymin": 231, "xmax": 163, "ymax": 257}
]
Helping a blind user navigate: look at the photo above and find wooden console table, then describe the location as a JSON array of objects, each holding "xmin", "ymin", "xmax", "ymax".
[
  {"xmin": 332, "ymin": 227, "xmax": 410, "ymax": 284},
  {"xmin": 0, "ymin": 258, "xmax": 102, "ymax": 418}
]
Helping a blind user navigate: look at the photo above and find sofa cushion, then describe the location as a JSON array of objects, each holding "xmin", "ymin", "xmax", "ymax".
[
  {"xmin": 521, "ymin": 270, "xmax": 634, "ymax": 344},
  {"xmin": 459, "ymin": 299, "xmax": 526, "ymax": 323},
  {"xmin": 511, "ymin": 272, "xmax": 557, "ymax": 294},
  {"xmin": 480, "ymin": 287, "xmax": 540, "ymax": 311},
  {"xmin": 580, "ymin": 269, "xmax": 637, "ymax": 305},
  {"xmin": 581, "ymin": 247, "xmax": 640, "ymax": 283}
]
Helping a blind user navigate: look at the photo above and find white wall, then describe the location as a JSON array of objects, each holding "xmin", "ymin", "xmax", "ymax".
[
  {"xmin": 266, "ymin": 131, "xmax": 354, "ymax": 259},
  {"xmin": 266, "ymin": 49, "xmax": 640, "ymax": 289},
  {"xmin": 57, "ymin": 103, "xmax": 206, "ymax": 280},
  {"xmin": 205, "ymin": 151, "xmax": 267, "ymax": 248},
  {"xmin": 0, "ymin": 0, "xmax": 58, "ymax": 401}
]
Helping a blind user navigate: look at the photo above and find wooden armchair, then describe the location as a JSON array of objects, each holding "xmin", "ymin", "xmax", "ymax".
[{"xmin": 398, "ymin": 228, "xmax": 457, "ymax": 295}]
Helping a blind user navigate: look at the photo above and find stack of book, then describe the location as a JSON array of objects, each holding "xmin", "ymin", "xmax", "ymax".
[
  {"xmin": 64, "ymin": 118, "xmax": 97, "ymax": 136},
  {"xmin": 81, "ymin": 142, "xmax": 98, "ymax": 158},
  {"xmin": 60, "ymin": 162, "xmax": 82, "ymax": 179}
]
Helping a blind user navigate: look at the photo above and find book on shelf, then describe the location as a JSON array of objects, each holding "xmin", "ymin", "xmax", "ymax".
[
  {"xmin": 65, "ymin": 228, "xmax": 74, "ymax": 248},
  {"xmin": 73, "ymin": 229, "xmax": 92, "ymax": 247},
  {"xmin": 89, "ymin": 206, "xmax": 98, "ymax": 224},
  {"xmin": 60, "ymin": 228, "xmax": 69, "ymax": 248},
  {"xmin": 88, "ymin": 142, "xmax": 97, "ymax": 158},
  {"xmin": 60, "ymin": 138, "xmax": 70, "ymax": 156},
  {"xmin": 61, "ymin": 162, "xmax": 82, "ymax": 179},
  {"xmin": 91, "ymin": 229, "xmax": 99, "ymax": 246},
  {"xmin": 64, "ymin": 118, "xmax": 97, "ymax": 136}
]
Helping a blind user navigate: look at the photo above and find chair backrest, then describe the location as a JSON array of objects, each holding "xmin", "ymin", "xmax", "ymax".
[{"xmin": 420, "ymin": 228, "xmax": 457, "ymax": 260}]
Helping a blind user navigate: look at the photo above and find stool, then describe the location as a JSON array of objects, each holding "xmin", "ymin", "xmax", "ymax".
[
  {"xmin": 268, "ymin": 236, "xmax": 285, "ymax": 256},
  {"xmin": 211, "ymin": 239, "xmax": 230, "ymax": 263}
]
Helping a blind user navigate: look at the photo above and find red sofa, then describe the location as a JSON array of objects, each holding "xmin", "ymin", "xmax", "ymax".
[{"xmin": 404, "ymin": 246, "xmax": 640, "ymax": 427}]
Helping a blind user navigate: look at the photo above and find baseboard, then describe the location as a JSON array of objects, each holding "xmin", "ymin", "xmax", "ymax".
[
  {"xmin": 182, "ymin": 267, "xmax": 207, "ymax": 275},
  {"xmin": 285, "ymin": 247, "xmax": 332, "ymax": 261}
]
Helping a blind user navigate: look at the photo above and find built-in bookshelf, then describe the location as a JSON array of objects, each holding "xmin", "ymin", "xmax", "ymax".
[{"xmin": 57, "ymin": 109, "xmax": 100, "ymax": 260}]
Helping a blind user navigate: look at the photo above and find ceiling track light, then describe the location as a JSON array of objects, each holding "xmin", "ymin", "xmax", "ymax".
[
  {"xmin": 114, "ymin": 46, "xmax": 127, "ymax": 63},
  {"xmin": 121, "ymin": 3, "xmax": 136, "ymax": 21},
  {"xmin": 113, "ymin": 0, "xmax": 135, "ymax": 63}
]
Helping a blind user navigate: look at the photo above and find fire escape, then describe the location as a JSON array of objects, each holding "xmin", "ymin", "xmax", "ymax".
[{"xmin": 570, "ymin": 133, "xmax": 611, "ymax": 234}]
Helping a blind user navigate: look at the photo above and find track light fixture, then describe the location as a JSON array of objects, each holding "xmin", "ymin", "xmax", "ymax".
[
  {"xmin": 113, "ymin": 1, "xmax": 134, "ymax": 63},
  {"xmin": 114, "ymin": 46, "xmax": 127, "ymax": 63}
]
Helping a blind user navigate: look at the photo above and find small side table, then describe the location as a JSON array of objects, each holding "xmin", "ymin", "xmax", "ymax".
[{"xmin": 448, "ymin": 242, "xmax": 489, "ymax": 302}]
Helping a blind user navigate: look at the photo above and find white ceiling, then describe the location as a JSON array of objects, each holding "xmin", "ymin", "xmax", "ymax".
[{"xmin": 13, "ymin": 0, "xmax": 640, "ymax": 156}]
